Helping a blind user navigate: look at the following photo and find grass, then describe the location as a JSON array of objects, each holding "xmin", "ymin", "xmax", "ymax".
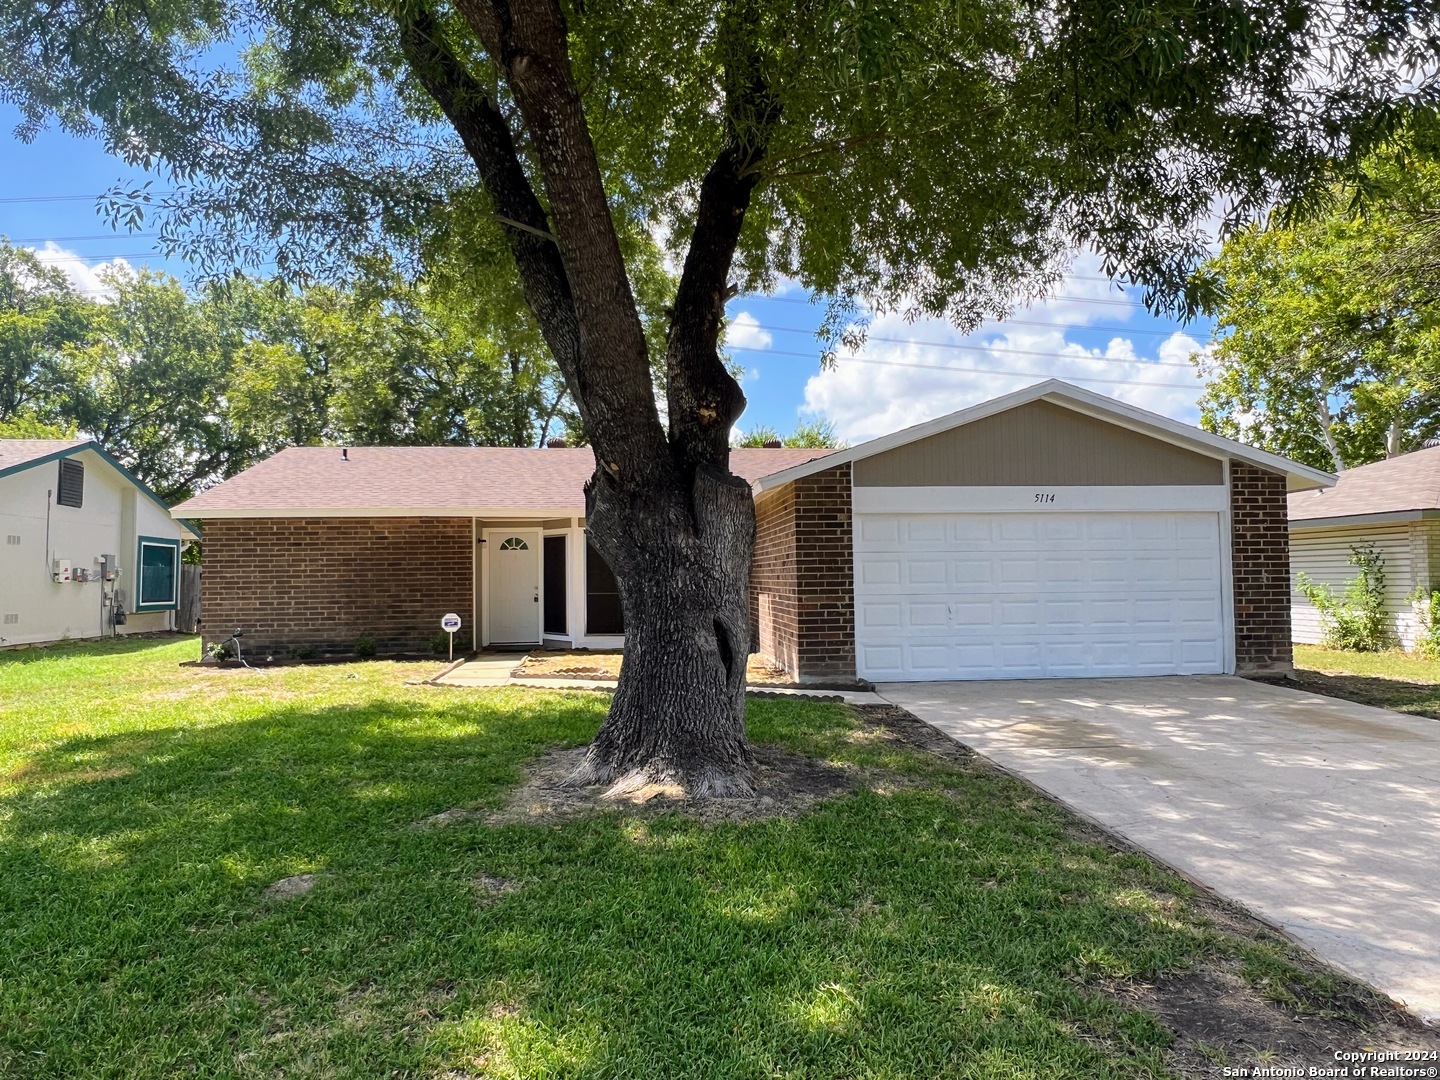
[
  {"xmin": 1294, "ymin": 644, "xmax": 1440, "ymax": 719},
  {"xmin": 0, "ymin": 637, "xmax": 1364, "ymax": 1079}
]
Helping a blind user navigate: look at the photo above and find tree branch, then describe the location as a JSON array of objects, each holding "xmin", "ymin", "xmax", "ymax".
[
  {"xmin": 663, "ymin": 6, "xmax": 782, "ymax": 475},
  {"xmin": 397, "ymin": 4, "xmax": 584, "ymax": 406},
  {"xmin": 453, "ymin": 0, "xmax": 671, "ymax": 489}
]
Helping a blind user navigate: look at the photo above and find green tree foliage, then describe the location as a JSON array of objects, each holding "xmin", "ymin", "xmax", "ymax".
[
  {"xmin": 1195, "ymin": 148, "xmax": 1440, "ymax": 472},
  {"xmin": 0, "ymin": 244, "xmax": 97, "ymax": 430},
  {"xmin": 0, "ymin": 242, "xmax": 584, "ymax": 502},
  {"xmin": 225, "ymin": 272, "xmax": 577, "ymax": 455},
  {"xmin": 733, "ymin": 419, "xmax": 845, "ymax": 448}
]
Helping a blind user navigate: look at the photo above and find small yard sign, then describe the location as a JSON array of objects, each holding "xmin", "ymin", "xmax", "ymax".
[{"xmin": 440, "ymin": 613, "xmax": 462, "ymax": 660}]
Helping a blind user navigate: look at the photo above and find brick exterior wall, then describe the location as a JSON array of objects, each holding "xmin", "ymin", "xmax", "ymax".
[
  {"xmin": 751, "ymin": 483, "xmax": 798, "ymax": 674},
  {"xmin": 1230, "ymin": 461, "xmax": 1294, "ymax": 678},
  {"xmin": 750, "ymin": 463, "xmax": 858, "ymax": 683},
  {"xmin": 199, "ymin": 517, "xmax": 472, "ymax": 657}
]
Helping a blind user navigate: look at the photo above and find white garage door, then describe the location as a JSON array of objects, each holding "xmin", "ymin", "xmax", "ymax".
[{"xmin": 855, "ymin": 512, "xmax": 1226, "ymax": 681}]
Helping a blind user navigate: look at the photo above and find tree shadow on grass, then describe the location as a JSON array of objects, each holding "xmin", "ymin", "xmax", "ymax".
[
  {"xmin": 0, "ymin": 632, "xmax": 196, "ymax": 667},
  {"xmin": 0, "ymin": 692, "xmax": 1356, "ymax": 1080},
  {"xmin": 1292, "ymin": 670, "xmax": 1440, "ymax": 720}
]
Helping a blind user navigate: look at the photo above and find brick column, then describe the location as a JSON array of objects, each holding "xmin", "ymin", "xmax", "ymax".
[
  {"xmin": 1230, "ymin": 462, "xmax": 1294, "ymax": 678},
  {"xmin": 750, "ymin": 463, "xmax": 859, "ymax": 684}
]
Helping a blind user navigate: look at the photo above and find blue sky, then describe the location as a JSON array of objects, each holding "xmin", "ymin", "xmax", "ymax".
[{"xmin": 1, "ymin": 102, "xmax": 1216, "ymax": 445}]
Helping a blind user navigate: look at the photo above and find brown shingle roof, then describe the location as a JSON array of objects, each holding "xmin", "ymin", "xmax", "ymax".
[
  {"xmin": 0, "ymin": 439, "xmax": 89, "ymax": 472},
  {"xmin": 169, "ymin": 445, "xmax": 836, "ymax": 517},
  {"xmin": 1288, "ymin": 446, "xmax": 1440, "ymax": 523}
]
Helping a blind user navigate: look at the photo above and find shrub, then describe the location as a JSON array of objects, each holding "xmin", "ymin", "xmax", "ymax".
[
  {"xmin": 1410, "ymin": 586, "xmax": 1440, "ymax": 658},
  {"xmin": 294, "ymin": 645, "xmax": 319, "ymax": 661},
  {"xmin": 353, "ymin": 635, "xmax": 378, "ymax": 658},
  {"xmin": 429, "ymin": 630, "xmax": 472, "ymax": 655},
  {"xmin": 204, "ymin": 640, "xmax": 232, "ymax": 662},
  {"xmin": 1296, "ymin": 544, "xmax": 1393, "ymax": 652}
]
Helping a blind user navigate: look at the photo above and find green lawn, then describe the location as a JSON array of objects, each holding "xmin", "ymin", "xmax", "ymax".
[
  {"xmin": 1294, "ymin": 644, "xmax": 1440, "ymax": 719},
  {"xmin": 0, "ymin": 637, "xmax": 1375, "ymax": 1079}
]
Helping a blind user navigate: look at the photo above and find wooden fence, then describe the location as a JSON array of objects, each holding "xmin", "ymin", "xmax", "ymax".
[{"xmin": 178, "ymin": 564, "xmax": 202, "ymax": 634}]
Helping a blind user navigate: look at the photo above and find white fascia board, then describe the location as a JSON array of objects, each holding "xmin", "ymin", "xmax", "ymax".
[
  {"xmin": 854, "ymin": 485, "xmax": 1228, "ymax": 515},
  {"xmin": 750, "ymin": 378, "xmax": 1336, "ymax": 494},
  {"xmin": 170, "ymin": 506, "xmax": 584, "ymax": 520},
  {"xmin": 1288, "ymin": 509, "xmax": 1437, "ymax": 530}
]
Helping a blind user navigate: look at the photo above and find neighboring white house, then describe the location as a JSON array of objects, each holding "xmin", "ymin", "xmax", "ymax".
[
  {"xmin": 1289, "ymin": 446, "xmax": 1440, "ymax": 649},
  {"xmin": 0, "ymin": 439, "xmax": 195, "ymax": 647}
]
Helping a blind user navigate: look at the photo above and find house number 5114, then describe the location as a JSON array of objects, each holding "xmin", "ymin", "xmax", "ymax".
[{"xmin": 1033, "ymin": 492, "xmax": 1056, "ymax": 503}]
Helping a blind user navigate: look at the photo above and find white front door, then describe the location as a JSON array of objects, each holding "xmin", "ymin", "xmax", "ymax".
[
  {"xmin": 855, "ymin": 511, "xmax": 1226, "ymax": 681},
  {"xmin": 488, "ymin": 530, "xmax": 541, "ymax": 644}
]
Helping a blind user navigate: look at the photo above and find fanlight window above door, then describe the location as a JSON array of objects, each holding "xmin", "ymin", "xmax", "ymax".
[{"xmin": 499, "ymin": 537, "xmax": 529, "ymax": 551}]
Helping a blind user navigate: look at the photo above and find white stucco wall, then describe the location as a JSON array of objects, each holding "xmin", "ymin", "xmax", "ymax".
[{"xmin": 0, "ymin": 449, "xmax": 182, "ymax": 646}]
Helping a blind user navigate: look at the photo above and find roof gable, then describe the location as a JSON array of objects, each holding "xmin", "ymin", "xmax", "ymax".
[
  {"xmin": 754, "ymin": 380, "xmax": 1334, "ymax": 494},
  {"xmin": 0, "ymin": 439, "xmax": 193, "ymax": 537},
  {"xmin": 853, "ymin": 399, "xmax": 1223, "ymax": 487},
  {"xmin": 0, "ymin": 439, "xmax": 90, "ymax": 477}
]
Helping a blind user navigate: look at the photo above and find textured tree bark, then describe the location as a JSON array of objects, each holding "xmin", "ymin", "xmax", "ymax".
[
  {"xmin": 401, "ymin": 0, "xmax": 776, "ymax": 794},
  {"xmin": 573, "ymin": 465, "xmax": 757, "ymax": 796}
]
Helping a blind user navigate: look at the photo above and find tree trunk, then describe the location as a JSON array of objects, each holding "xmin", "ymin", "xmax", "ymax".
[
  {"xmin": 402, "ymin": 0, "xmax": 776, "ymax": 796},
  {"xmin": 570, "ymin": 463, "xmax": 757, "ymax": 796}
]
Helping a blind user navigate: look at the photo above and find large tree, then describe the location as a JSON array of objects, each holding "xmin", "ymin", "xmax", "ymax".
[
  {"xmin": 1193, "ymin": 149, "xmax": 1440, "ymax": 472},
  {"xmin": 4, "ymin": 0, "xmax": 1436, "ymax": 794},
  {"xmin": 0, "ymin": 244, "xmax": 97, "ymax": 431}
]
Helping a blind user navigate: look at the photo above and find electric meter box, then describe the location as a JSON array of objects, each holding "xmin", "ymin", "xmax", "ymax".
[{"xmin": 51, "ymin": 559, "xmax": 71, "ymax": 583}]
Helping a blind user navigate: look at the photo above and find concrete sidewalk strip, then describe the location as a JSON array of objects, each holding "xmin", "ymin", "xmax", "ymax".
[
  {"xmin": 433, "ymin": 657, "xmax": 887, "ymax": 703},
  {"xmin": 879, "ymin": 675, "xmax": 1440, "ymax": 1026}
]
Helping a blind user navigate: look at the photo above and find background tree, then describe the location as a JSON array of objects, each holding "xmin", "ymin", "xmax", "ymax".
[
  {"xmin": 0, "ymin": 246, "xmax": 592, "ymax": 497},
  {"xmin": 226, "ymin": 271, "xmax": 580, "ymax": 454},
  {"xmin": 4, "ymin": 0, "xmax": 1436, "ymax": 795},
  {"xmin": 0, "ymin": 243, "xmax": 97, "ymax": 433},
  {"xmin": 734, "ymin": 420, "xmax": 845, "ymax": 449},
  {"xmin": 1193, "ymin": 151, "xmax": 1440, "ymax": 472}
]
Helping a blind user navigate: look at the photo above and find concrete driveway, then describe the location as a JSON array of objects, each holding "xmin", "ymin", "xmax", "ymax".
[{"xmin": 878, "ymin": 676, "xmax": 1440, "ymax": 1024}]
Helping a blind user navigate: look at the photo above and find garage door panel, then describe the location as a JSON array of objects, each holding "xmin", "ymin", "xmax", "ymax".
[
  {"xmin": 860, "ymin": 558, "xmax": 902, "ymax": 586},
  {"xmin": 952, "ymin": 559, "xmax": 995, "ymax": 585},
  {"xmin": 856, "ymin": 601, "xmax": 901, "ymax": 629},
  {"xmin": 856, "ymin": 511, "xmax": 1226, "ymax": 680},
  {"xmin": 859, "ymin": 517, "xmax": 900, "ymax": 544},
  {"xmin": 907, "ymin": 559, "xmax": 948, "ymax": 585}
]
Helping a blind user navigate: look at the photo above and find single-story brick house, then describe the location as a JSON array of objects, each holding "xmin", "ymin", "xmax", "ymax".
[
  {"xmin": 1289, "ymin": 446, "xmax": 1440, "ymax": 650},
  {"xmin": 171, "ymin": 379, "xmax": 1332, "ymax": 681}
]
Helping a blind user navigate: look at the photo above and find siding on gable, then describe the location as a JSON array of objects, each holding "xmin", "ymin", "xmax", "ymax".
[
  {"xmin": 853, "ymin": 400, "xmax": 1224, "ymax": 488},
  {"xmin": 1290, "ymin": 522, "xmax": 1424, "ymax": 648}
]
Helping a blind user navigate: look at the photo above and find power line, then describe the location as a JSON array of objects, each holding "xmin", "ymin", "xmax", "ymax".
[
  {"xmin": 737, "ymin": 313, "xmax": 1193, "ymax": 339},
  {"xmin": 732, "ymin": 324, "xmax": 1200, "ymax": 366},
  {"xmin": 0, "ymin": 191, "xmax": 175, "ymax": 204},
  {"xmin": 737, "ymin": 345, "xmax": 1202, "ymax": 389},
  {"xmin": 3, "ymin": 232, "xmax": 159, "ymax": 244}
]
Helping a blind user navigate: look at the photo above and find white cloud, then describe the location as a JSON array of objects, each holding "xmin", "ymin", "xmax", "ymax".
[
  {"xmin": 725, "ymin": 310, "xmax": 773, "ymax": 350},
  {"xmin": 25, "ymin": 242, "xmax": 133, "ymax": 300},
  {"xmin": 799, "ymin": 253, "xmax": 1211, "ymax": 444}
]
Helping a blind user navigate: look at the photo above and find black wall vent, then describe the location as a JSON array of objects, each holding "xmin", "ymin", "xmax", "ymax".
[{"xmin": 56, "ymin": 459, "xmax": 84, "ymax": 508}]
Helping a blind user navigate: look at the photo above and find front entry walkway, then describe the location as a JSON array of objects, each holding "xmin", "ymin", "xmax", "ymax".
[{"xmin": 878, "ymin": 676, "xmax": 1440, "ymax": 1024}]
